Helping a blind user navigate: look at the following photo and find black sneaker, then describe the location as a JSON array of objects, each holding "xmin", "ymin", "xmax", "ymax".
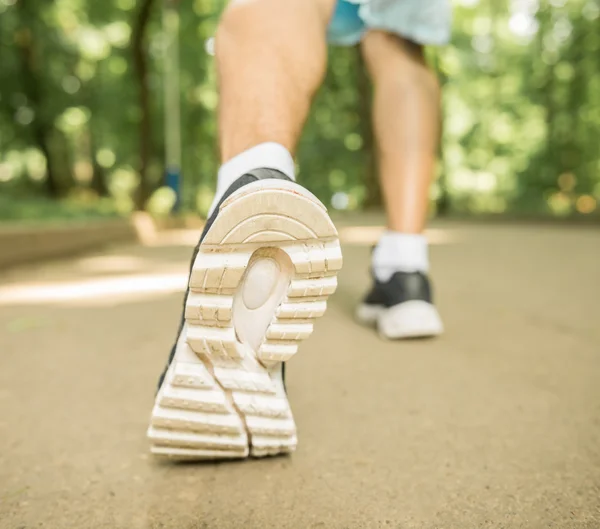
[
  {"xmin": 355, "ymin": 271, "xmax": 443, "ymax": 339},
  {"xmin": 148, "ymin": 168, "xmax": 342, "ymax": 460}
]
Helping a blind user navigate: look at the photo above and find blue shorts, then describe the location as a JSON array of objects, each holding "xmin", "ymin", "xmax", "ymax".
[{"xmin": 327, "ymin": 0, "xmax": 452, "ymax": 47}]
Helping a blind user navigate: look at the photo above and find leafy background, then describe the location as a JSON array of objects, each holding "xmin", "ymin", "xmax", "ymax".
[{"xmin": 1, "ymin": 0, "xmax": 599, "ymax": 221}]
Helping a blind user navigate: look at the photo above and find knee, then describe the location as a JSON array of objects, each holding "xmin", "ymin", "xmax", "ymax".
[
  {"xmin": 362, "ymin": 30, "xmax": 439, "ymax": 93},
  {"xmin": 217, "ymin": 0, "xmax": 335, "ymax": 41},
  {"xmin": 215, "ymin": 1, "xmax": 255, "ymax": 44},
  {"xmin": 215, "ymin": 0, "xmax": 271, "ymax": 67},
  {"xmin": 362, "ymin": 31, "xmax": 400, "ymax": 66}
]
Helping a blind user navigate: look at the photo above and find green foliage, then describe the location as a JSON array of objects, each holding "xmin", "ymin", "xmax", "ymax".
[
  {"xmin": 1, "ymin": 0, "xmax": 599, "ymax": 220},
  {"xmin": 439, "ymin": 0, "xmax": 600, "ymax": 216}
]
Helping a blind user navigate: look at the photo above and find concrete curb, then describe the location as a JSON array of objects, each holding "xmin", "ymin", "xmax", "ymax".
[{"xmin": 0, "ymin": 218, "xmax": 138, "ymax": 270}]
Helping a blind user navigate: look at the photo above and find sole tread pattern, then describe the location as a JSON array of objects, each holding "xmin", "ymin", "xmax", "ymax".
[{"xmin": 148, "ymin": 180, "xmax": 341, "ymax": 460}]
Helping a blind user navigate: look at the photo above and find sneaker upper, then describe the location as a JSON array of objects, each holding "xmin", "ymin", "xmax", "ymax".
[
  {"xmin": 156, "ymin": 168, "xmax": 292, "ymax": 390},
  {"xmin": 363, "ymin": 271, "xmax": 433, "ymax": 308}
]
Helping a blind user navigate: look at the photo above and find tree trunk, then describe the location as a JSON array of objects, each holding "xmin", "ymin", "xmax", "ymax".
[
  {"xmin": 85, "ymin": 58, "xmax": 109, "ymax": 197},
  {"xmin": 537, "ymin": 6, "xmax": 557, "ymax": 186},
  {"xmin": 131, "ymin": 0, "xmax": 156, "ymax": 210},
  {"xmin": 563, "ymin": 13, "xmax": 584, "ymax": 179},
  {"xmin": 15, "ymin": 0, "xmax": 65, "ymax": 197},
  {"xmin": 89, "ymin": 130, "xmax": 109, "ymax": 196}
]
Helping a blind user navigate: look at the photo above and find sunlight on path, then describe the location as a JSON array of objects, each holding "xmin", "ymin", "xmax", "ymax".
[
  {"xmin": 0, "ymin": 273, "xmax": 188, "ymax": 306},
  {"xmin": 0, "ymin": 227, "xmax": 457, "ymax": 307}
]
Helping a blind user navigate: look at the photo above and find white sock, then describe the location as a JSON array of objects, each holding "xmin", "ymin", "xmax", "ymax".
[
  {"xmin": 208, "ymin": 142, "xmax": 295, "ymax": 216},
  {"xmin": 372, "ymin": 231, "xmax": 429, "ymax": 281}
]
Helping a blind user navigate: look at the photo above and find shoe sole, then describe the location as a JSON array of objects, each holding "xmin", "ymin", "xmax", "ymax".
[
  {"xmin": 148, "ymin": 180, "xmax": 342, "ymax": 460},
  {"xmin": 355, "ymin": 300, "xmax": 443, "ymax": 340}
]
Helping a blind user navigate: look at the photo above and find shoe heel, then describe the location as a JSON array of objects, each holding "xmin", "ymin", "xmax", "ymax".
[{"xmin": 149, "ymin": 180, "xmax": 342, "ymax": 459}]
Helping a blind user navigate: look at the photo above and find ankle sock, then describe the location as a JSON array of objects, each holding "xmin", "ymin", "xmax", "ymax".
[
  {"xmin": 372, "ymin": 231, "xmax": 429, "ymax": 281},
  {"xmin": 208, "ymin": 142, "xmax": 296, "ymax": 216}
]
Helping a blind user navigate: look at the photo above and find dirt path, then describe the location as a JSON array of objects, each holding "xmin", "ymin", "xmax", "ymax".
[{"xmin": 1, "ymin": 222, "xmax": 599, "ymax": 528}]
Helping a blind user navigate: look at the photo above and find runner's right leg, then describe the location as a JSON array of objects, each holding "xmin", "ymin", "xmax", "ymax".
[
  {"xmin": 148, "ymin": 0, "xmax": 341, "ymax": 460},
  {"xmin": 217, "ymin": 0, "xmax": 337, "ymax": 160}
]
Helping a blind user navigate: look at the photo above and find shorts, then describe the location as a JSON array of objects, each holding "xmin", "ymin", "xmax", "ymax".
[{"xmin": 327, "ymin": 0, "xmax": 452, "ymax": 47}]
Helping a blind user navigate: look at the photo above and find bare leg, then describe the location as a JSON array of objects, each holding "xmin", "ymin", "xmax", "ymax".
[
  {"xmin": 361, "ymin": 31, "xmax": 441, "ymax": 234},
  {"xmin": 148, "ymin": 0, "xmax": 345, "ymax": 462},
  {"xmin": 356, "ymin": 31, "xmax": 443, "ymax": 339},
  {"xmin": 216, "ymin": 0, "xmax": 337, "ymax": 162}
]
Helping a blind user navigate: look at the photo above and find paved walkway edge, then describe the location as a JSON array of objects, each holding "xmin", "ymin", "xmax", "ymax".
[{"xmin": 0, "ymin": 218, "xmax": 139, "ymax": 270}]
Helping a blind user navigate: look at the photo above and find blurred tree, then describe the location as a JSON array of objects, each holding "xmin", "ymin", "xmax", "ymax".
[
  {"xmin": 131, "ymin": 0, "xmax": 157, "ymax": 210},
  {"xmin": 0, "ymin": 0, "xmax": 599, "ymax": 220},
  {"xmin": 13, "ymin": 0, "xmax": 75, "ymax": 196}
]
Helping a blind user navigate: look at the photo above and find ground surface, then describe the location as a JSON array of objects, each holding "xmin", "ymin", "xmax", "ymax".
[{"xmin": 1, "ymin": 221, "xmax": 599, "ymax": 529}]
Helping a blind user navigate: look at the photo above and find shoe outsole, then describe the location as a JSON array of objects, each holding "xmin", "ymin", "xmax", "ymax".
[
  {"xmin": 355, "ymin": 300, "xmax": 443, "ymax": 340},
  {"xmin": 148, "ymin": 180, "xmax": 342, "ymax": 460}
]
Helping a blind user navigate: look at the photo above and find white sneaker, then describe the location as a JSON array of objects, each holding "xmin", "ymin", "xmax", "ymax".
[
  {"xmin": 355, "ymin": 271, "xmax": 443, "ymax": 339},
  {"xmin": 148, "ymin": 169, "xmax": 342, "ymax": 460}
]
